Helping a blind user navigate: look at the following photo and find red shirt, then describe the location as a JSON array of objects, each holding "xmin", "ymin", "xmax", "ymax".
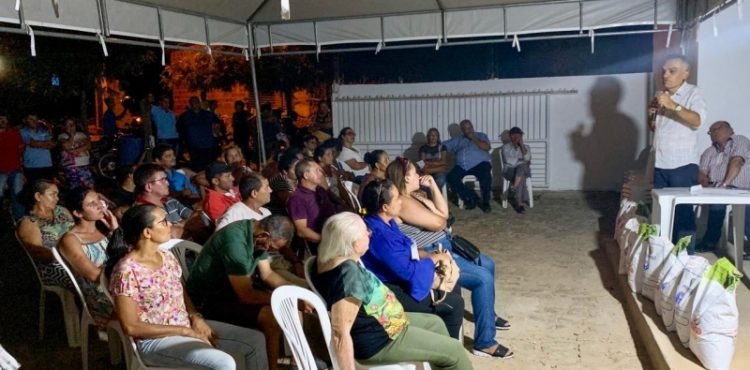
[
  {"xmin": 0, "ymin": 128, "xmax": 23, "ymax": 173},
  {"xmin": 202, "ymin": 187, "xmax": 241, "ymax": 221}
]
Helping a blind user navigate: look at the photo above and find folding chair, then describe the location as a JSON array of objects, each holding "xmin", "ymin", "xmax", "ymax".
[{"xmin": 15, "ymin": 232, "xmax": 80, "ymax": 347}]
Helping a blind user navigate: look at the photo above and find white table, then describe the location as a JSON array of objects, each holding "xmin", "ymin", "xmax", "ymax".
[{"xmin": 651, "ymin": 187, "xmax": 750, "ymax": 275}]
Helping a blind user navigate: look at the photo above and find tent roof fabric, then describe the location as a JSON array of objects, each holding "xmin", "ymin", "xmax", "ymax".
[{"xmin": 2, "ymin": 0, "xmax": 678, "ymax": 51}]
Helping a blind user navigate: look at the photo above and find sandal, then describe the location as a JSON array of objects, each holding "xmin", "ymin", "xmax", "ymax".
[
  {"xmin": 472, "ymin": 344, "xmax": 514, "ymax": 359},
  {"xmin": 495, "ymin": 317, "xmax": 511, "ymax": 330}
]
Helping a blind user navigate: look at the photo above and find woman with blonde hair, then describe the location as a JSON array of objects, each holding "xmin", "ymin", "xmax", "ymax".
[{"xmin": 313, "ymin": 212, "xmax": 472, "ymax": 370}]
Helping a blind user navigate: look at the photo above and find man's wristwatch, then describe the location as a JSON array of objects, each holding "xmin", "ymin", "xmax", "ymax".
[{"xmin": 674, "ymin": 104, "xmax": 683, "ymax": 112}]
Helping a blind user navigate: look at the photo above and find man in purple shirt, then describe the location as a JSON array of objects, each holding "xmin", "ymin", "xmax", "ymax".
[
  {"xmin": 443, "ymin": 119, "xmax": 493, "ymax": 213},
  {"xmin": 287, "ymin": 158, "xmax": 337, "ymax": 254}
]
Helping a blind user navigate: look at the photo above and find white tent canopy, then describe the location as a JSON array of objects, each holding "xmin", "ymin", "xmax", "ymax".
[
  {"xmin": 0, "ymin": 0, "xmax": 682, "ymax": 163},
  {"xmin": 2, "ymin": 0, "xmax": 678, "ymax": 51}
]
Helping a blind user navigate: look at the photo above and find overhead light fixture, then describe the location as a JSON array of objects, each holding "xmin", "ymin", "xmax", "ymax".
[{"xmin": 281, "ymin": 0, "xmax": 290, "ymax": 20}]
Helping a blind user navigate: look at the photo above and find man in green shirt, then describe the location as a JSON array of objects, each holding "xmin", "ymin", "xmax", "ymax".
[{"xmin": 186, "ymin": 215, "xmax": 295, "ymax": 370}]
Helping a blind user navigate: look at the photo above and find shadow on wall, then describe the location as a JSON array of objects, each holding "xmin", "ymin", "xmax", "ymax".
[
  {"xmin": 569, "ymin": 76, "xmax": 638, "ymax": 205},
  {"xmin": 403, "ymin": 132, "xmax": 426, "ymax": 162}
]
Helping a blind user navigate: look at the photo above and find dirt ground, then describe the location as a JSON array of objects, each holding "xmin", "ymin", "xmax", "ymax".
[
  {"xmin": 451, "ymin": 191, "xmax": 651, "ymax": 370},
  {"xmin": 0, "ymin": 191, "xmax": 652, "ymax": 370}
]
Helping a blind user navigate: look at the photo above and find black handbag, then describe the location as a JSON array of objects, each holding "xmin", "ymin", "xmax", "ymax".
[{"xmin": 450, "ymin": 235, "xmax": 482, "ymax": 265}]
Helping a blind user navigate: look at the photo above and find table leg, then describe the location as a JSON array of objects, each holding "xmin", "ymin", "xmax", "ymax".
[
  {"xmin": 733, "ymin": 204, "xmax": 745, "ymax": 275},
  {"xmin": 651, "ymin": 196, "xmax": 667, "ymax": 237}
]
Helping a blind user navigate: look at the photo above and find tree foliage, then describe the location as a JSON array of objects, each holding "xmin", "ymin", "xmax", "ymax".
[
  {"xmin": 160, "ymin": 46, "xmax": 332, "ymax": 101},
  {"xmin": 0, "ymin": 34, "xmax": 156, "ymax": 120}
]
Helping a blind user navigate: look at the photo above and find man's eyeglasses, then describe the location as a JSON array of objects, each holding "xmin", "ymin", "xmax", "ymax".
[
  {"xmin": 149, "ymin": 177, "xmax": 168, "ymax": 184},
  {"xmin": 345, "ymin": 131, "xmax": 356, "ymax": 136}
]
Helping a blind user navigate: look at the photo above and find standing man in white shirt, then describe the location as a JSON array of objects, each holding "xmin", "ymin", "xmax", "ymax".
[{"xmin": 649, "ymin": 55, "xmax": 708, "ymax": 253}]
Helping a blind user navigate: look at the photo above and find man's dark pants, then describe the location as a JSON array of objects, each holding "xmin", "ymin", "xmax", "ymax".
[
  {"xmin": 447, "ymin": 161, "xmax": 492, "ymax": 207},
  {"xmin": 653, "ymin": 163, "xmax": 699, "ymax": 253}
]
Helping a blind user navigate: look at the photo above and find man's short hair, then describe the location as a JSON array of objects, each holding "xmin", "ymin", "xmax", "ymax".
[
  {"xmin": 151, "ymin": 143, "xmax": 174, "ymax": 161},
  {"xmin": 239, "ymin": 172, "xmax": 265, "ymax": 200},
  {"xmin": 713, "ymin": 120, "xmax": 731, "ymax": 129},
  {"xmin": 258, "ymin": 215, "xmax": 294, "ymax": 241},
  {"xmin": 294, "ymin": 158, "xmax": 316, "ymax": 182},
  {"xmin": 664, "ymin": 54, "xmax": 690, "ymax": 70},
  {"xmin": 205, "ymin": 161, "xmax": 232, "ymax": 183},
  {"xmin": 134, "ymin": 163, "xmax": 166, "ymax": 194}
]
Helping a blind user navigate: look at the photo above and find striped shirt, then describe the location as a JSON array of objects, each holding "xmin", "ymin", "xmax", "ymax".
[
  {"xmin": 653, "ymin": 82, "xmax": 708, "ymax": 169},
  {"xmin": 699, "ymin": 135, "xmax": 750, "ymax": 189},
  {"xmin": 135, "ymin": 195, "xmax": 192, "ymax": 223},
  {"xmin": 398, "ymin": 222, "xmax": 447, "ymax": 249}
]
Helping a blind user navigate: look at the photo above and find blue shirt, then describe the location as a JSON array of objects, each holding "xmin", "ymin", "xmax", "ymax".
[
  {"xmin": 151, "ymin": 106, "xmax": 178, "ymax": 139},
  {"xmin": 443, "ymin": 132, "xmax": 491, "ymax": 171},
  {"xmin": 20, "ymin": 127, "xmax": 53, "ymax": 168},
  {"xmin": 165, "ymin": 168, "xmax": 199, "ymax": 195},
  {"xmin": 177, "ymin": 109, "xmax": 219, "ymax": 149},
  {"xmin": 362, "ymin": 215, "xmax": 435, "ymax": 301}
]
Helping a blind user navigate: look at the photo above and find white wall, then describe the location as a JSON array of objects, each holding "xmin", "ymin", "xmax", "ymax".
[
  {"xmin": 335, "ymin": 73, "xmax": 648, "ymax": 190},
  {"xmin": 697, "ymin": 3, "xmax": 750, "ymax": 151}
]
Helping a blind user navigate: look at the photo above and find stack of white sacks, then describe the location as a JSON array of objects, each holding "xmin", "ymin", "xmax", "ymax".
[{"xmin": 614, "ymin": 199, "xmax": 742, "ymax": 370}]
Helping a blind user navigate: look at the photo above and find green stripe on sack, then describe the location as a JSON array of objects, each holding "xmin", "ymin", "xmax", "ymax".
[
  {"xmin": 638, "ymin": 224, "xmax": 658, "ymax": 238},
  {"xmin": 671, "ymin": 235, "xmax": 692, "ymax": 256},
  {"xmin": 704, "ymin": 257, "xmax": 743, "ymax": 292}
]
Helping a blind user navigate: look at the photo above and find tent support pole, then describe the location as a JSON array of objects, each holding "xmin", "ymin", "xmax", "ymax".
[{"xmin": 247, "ymin": 23, "xmax": 266, "ymax": 166}]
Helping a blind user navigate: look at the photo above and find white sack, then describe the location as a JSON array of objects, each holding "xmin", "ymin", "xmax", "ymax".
[
  {"xmin": 641, "ymin": 235, "xmax": 674, "ymax": 301},
  {"xmin": 627, "ymin": 224, "xmax": 658, "ymax": 293},
  {"xmin": 675, "ymin": 256, "xmax": 711, "ymax": 346},
  {"xmin": 655, "ymin": 235, "xmax": 690, "ymax": 317},
  {"xmin": 689, "ymin": 258, "xmax": 741, "ymax": 370}
]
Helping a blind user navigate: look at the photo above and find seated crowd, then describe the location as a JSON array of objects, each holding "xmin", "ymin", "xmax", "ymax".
[{"xmin": 5, "ymin": 111, "xmax": 546, "ymax": 370}]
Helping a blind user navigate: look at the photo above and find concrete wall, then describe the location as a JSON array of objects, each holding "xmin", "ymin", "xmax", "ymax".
[
  {"xmin": 697, "ymin": 3, "xmax": 750, "ymax": 151},
  {"xmin": 336, "ymin": 73, "xmax": 648, "ymax": 191}
]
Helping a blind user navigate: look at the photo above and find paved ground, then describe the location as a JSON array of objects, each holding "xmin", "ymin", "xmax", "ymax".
[{"xmin": 0, "ymin": 191, "xmax": 652, "ymax": 370}]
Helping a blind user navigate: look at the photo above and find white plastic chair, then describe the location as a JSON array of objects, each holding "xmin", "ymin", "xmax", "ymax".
[
  {"xmin": 500, "ymin": 152, "xmax": 533, "ymax": 209},
  {"xmin": 456, "ymin": 175, "xmax": 487, "ymax": 209},
  {"xmin": 343, "ymin": 180, "xmax": 363, "ymax": 212},
  {"xmin": 15, "ymin": 232, "xmax": 80, "ymax": 347},
  {"xmin": 271, "ymin": 285, "xmax": 429, "ymax": 370},
  {"xmin": 51, "ymin": 246, "xmax": 124, "ymax": 370},
  {"xmin": 501, "ymin": 178, "xmax": 534, "ymax": 209},
  {"xmin": 169, "ymin": 241, "xmax": 203, "ymax": 284}
]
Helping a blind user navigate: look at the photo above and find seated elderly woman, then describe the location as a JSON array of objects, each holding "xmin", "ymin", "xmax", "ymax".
[
  {"xmin": 359, "ymin": 179, "xmax": 464, "ymax": 340},
  {"xmin": 58, "ymin": 187, "xmax": 119, "ymax": 326},
  {"xmin": 387, "ymin": 157, "xmax": 513, "ymax": 359},
  {"xmin": 312, "ymin": 212, "xmax": 472, "ymax": 370},
  {"xmin": 106, "ymin": 204, "xmax": 268, "ymax": 370},
  {"xmin": 17, "ymin": 179, "xmax": 74, "ymax": 289}
]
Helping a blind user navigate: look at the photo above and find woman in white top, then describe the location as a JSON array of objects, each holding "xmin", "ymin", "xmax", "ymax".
[
  {"xmin": 336, "ymin": 127, "xmax": 370, "ymax": 180},
  {"xmin": 58, "ymin": 118, "xmax": 94, "ymax": 188}
]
